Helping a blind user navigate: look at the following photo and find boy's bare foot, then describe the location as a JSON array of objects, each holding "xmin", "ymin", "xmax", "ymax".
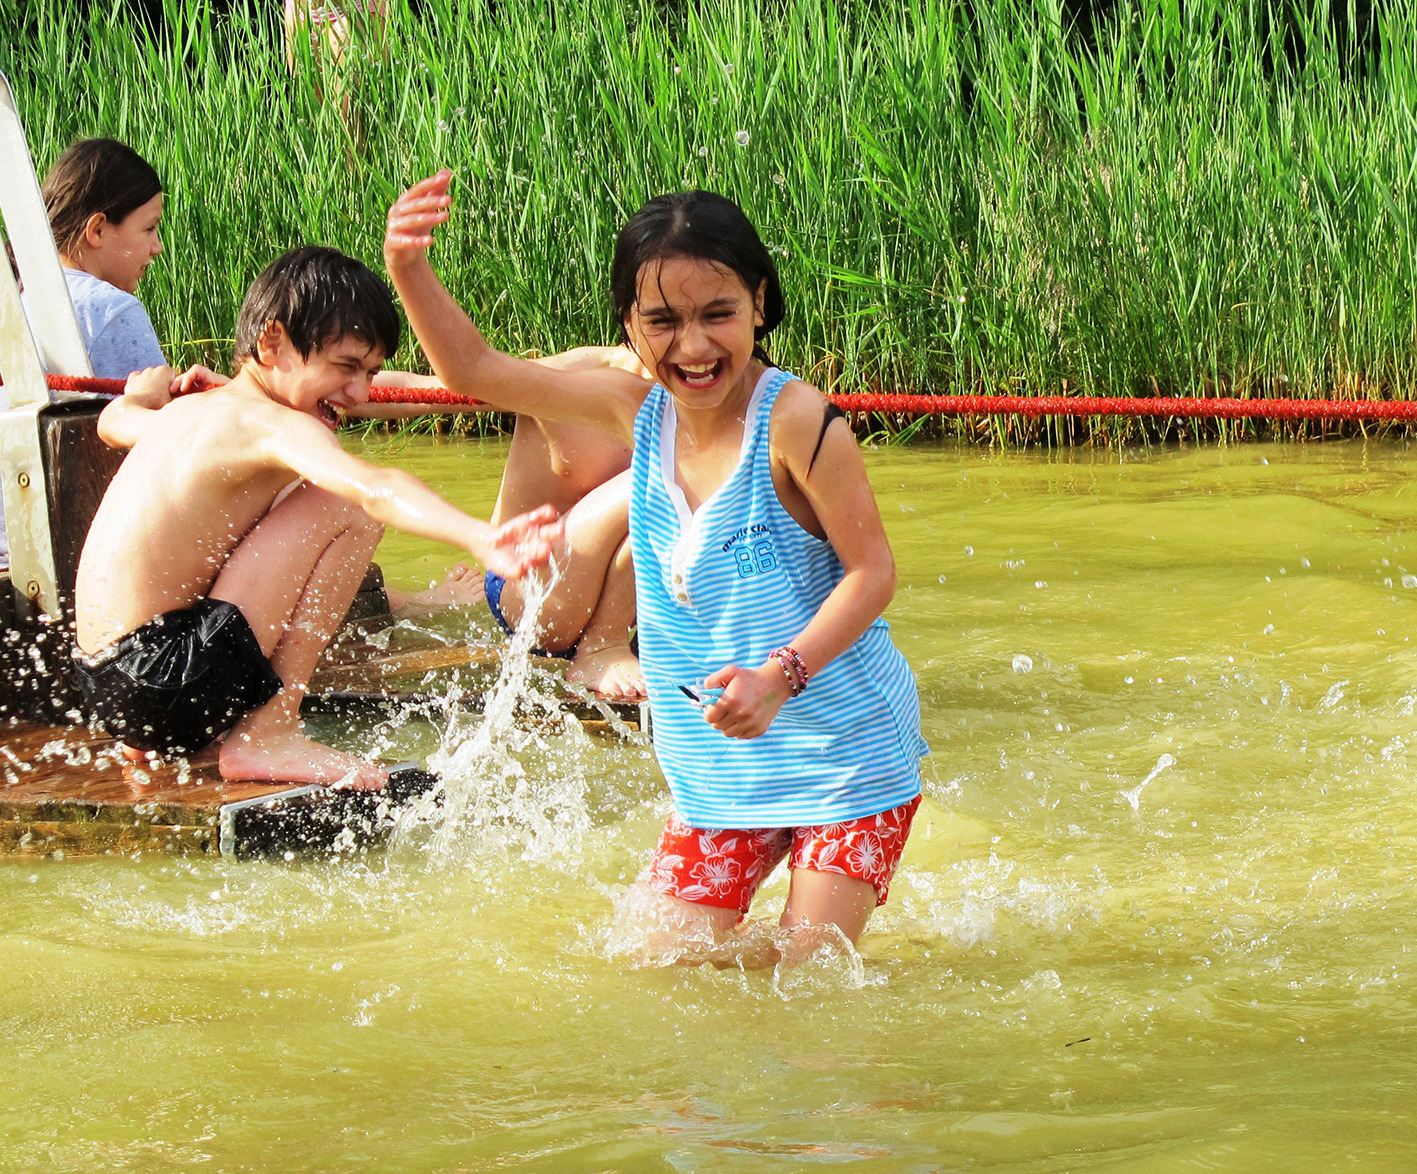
[
  {"xmin": 568, "ymin": 642, "xmax": 646, "ymax": 702},
  {"xmin": 387, "ymin": 562, "xmax": 487, "ymax": 612},
  {"xmin": 218, "ymin": 729, "xmax": 387, "ymax": 790}
]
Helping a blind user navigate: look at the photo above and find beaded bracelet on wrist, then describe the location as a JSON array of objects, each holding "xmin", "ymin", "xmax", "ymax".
[{"xmin": 769, "ymin": 645, "xmax": 809, "ymax": 697}]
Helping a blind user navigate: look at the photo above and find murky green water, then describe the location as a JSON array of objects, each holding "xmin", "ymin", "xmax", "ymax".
[{"xmin": 5, "ymin": 435, "xmax": 1417, "ymax": 1172}]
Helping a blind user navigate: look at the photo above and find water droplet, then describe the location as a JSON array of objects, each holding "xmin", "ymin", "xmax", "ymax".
[
  {"xmin": 937, "ymin": 574, "xmax": 947, "ymax": 584},
  {"xmin": 1402, "ymin": 574, "xmax": 1417, "ymax": 589},
  {"xmin": 436, "ymin": 119, "xmax": 449, "ymax": 131},
  {"xmin": 773, "ymin": 173, "xmax": 786, "ymax": 186},
  {"xmin": 735, "ymin": 129, "xmax": 750, "ymax": 147},
  {"xmin": 1012, "ymin": 654, "xmax": 1033, "ymax": 674},
  {"xmin": 724, "ymin": 62, "xmax": 735, "ymax": 75},
  {"xmin": 964, "ymin": 545, "xmax": 974, "ymax": 556},
  {"xmin": 698, "ymin": 146, "xmax": 708, "ymax": 157}
]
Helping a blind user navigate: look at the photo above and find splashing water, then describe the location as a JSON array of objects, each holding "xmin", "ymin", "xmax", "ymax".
[
  {"xmin": 1120, "ymin": 752, "xmax": 1176, "ymax": 811},
  {"xmin": 393, "ymin": 556, "xmax": 605, "ymax": 868}
]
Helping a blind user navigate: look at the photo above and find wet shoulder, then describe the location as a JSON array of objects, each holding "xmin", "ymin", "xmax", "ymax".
[
  {"xmin": 767, "ymin": 376, "xmax": 833, "ymax": 465},
  {"xmin": 154, "ymin": 386, "xmax": 295, "ymax": 456}
]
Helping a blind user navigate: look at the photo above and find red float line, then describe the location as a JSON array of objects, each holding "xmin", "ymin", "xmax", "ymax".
[
  {"xmin": 830, "ymin": 393, "xmax": 1417, "ymax": 421},
  {"xmin": 41, "ymin": 375, "xmax": 1417, "ymax": 422}
]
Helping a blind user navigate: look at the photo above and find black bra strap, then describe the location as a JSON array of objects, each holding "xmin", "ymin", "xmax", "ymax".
[{"xmin": 808, "ymin": 403, "xmax": 847, "ymax": 475}]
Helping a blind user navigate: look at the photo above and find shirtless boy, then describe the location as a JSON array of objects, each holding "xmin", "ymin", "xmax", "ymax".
[
  {"xmin": 368, "ymin": 346, "xmax": 650, "ymax": 702},
  {"xmin": 72, "ymin": 245, "xmax": 560, "ymax": 789}
]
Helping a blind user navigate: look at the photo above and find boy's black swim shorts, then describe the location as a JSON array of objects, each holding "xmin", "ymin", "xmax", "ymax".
[{"xmin": 73, "ymin": 599, "xmax": 283, "ymax": 755}]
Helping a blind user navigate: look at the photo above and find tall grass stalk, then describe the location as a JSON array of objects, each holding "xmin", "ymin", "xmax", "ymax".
[{"xmin": 2, "ymin": 0, "xmax": 1413, "ymax": 443}]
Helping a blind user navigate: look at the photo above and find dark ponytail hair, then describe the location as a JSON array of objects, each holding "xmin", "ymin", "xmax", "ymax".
[
  {"xmin": 42, "ymin": 138, "xmax": 163, "ymax": 257},
  {"xmin": 610, "ymin": 191, "xmax": 784, "ymax": 362}
]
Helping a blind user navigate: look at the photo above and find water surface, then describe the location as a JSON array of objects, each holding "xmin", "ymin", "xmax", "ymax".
[{"xmin": 5, "ymin": 436, "xmax": 1417, "ymax": 1171}]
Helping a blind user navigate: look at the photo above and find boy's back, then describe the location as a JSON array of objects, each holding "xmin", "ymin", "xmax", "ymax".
[{"xmin": 78, "ymin": 383, "xmax": 326, "ymax": 653}]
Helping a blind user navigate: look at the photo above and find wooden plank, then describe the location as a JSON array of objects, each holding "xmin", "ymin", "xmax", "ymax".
[
  {"xmin": 0, "ymin": 819, "xmax": 217, "ymax": 857},
  {"xmin": 308, "ymin": 643, "xmax": 503, "ymax": 692},
  {"xmin": 0, "ymin": 709, "xmax": 452, "ymax": 861},
  {"xmin": 40, "ymin": 401, "xmax": 126, "ymax": 616},
  {"xmin": 301, "ymin": 688, "xmax": 642, "ymax": 728}
]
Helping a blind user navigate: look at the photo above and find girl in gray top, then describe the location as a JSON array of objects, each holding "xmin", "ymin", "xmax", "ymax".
[{"xmin": 42, "ymin": 137, "xmax": 168, "ymax": 378}]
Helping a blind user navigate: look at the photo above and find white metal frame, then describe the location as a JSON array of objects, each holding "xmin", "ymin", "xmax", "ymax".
[{"xmin": 0, "ymin": 70, "xmax": 98, "ymax": 616}]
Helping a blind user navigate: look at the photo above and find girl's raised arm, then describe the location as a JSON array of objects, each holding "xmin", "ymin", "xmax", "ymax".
[{"xmin": 383, "ymin": 171, "xmax": 647, "ymax": 441}]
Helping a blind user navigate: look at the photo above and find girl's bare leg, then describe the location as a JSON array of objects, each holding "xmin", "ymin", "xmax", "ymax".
[
  {"xmin": 777, "ymin": 869, "xmax": 878, "ymax": 968},
  {"xmin": 208, "ymin": 483, "xmax": 387, "ymax": 788},
  {"xmin": 608, "ymin": 883, "xmax": 777, "ymax": 969}
]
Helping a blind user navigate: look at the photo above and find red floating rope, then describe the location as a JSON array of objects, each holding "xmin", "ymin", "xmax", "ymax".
[
  {"xmin": 39, "ymin": 373, "xmax": 488, "ymax": 407},
  {"xmin": 39, "ymin": 374, "xmax": 1417, "ymax": 422},
  {"xmin": 826, "ymin": 393, "xmax": 1417, "ymax": 422}
]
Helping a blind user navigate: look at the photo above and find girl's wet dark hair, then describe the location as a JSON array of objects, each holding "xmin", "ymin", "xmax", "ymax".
[
  {"xmin": 43, "ymin": 138, "xmax": 163, "ymax": 256},
  {"xmin": 610, "ymin": 191, "xmax": 784, "ymax": 362},
  {"xmin": 233, "ymin": 246, "xmax": 401, "ymax": 366}
]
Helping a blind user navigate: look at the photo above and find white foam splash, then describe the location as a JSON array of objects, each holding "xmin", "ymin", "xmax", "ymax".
[
  {"xmin": 393, "ymin": 556, "xmax": 602, "ymax": 868},
  {"xmin": 1120, "ymin": 753, "xmax": 1176, "ymax": 811}
]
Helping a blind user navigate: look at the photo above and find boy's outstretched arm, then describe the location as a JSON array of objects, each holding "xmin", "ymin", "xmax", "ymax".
[
  {"xmin": 261, "ymin": 411, "xmax": 562, "ymax": 579},
  {"xmin": 383, "ymin": 170, "xmax": 646, "ymax": 439}
]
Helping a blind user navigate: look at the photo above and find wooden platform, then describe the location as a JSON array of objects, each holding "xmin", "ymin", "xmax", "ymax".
[
  {"xmin": 0, "ymin": 720, "xmax": 296, "ymax": 858},
  {"xmin": 0, "ymin": 654, "xmax": 644, "ymax": 860},
  {"xmin": 0, "ymin": 718, "xmax": 453, "ymax": 861}
]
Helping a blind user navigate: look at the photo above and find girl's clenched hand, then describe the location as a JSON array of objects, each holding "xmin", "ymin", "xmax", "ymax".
[{"xmin": 701, "ymin": 661, "xmax": 792, "ymax": 739}]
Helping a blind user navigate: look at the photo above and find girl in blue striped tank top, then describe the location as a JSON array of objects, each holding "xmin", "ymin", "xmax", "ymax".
[{"xmin": 386, "ymin": 171, "xmax": 929, "ymax": 969}]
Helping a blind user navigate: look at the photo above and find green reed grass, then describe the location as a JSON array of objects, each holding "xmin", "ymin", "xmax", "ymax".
[{"xmin": 2, "ymin": 0, "xmax": 1413, "ymax": 442}]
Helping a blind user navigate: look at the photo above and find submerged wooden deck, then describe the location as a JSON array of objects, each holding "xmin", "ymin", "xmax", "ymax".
[
  {"xmin": 0, "ymin": 719, "xmax": 301, "ymax": 858},
  {"xmin": 0, "ymin": 646, "xmax": 643, "ymax": 862},
  {"xmin": 0, "ymin": 550, "xmax": 643, "ymax": 862}
]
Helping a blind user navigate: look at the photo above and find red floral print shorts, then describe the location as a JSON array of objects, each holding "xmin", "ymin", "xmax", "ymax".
[{"xmin": 641, "ymin": 795, "xmax": 921, "ymax": 915}]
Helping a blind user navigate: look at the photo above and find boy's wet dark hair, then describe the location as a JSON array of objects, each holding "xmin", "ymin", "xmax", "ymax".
[
  {"xmin": 234, "ymin": 246, "xmax": 401, "ymax": 366},
  {"xmin": 610, "ymin": 191, "xmax": 784, "ymax": 363},
  {"xmin": 43, "ymin": 138, "xmax": 163, "ymax": 256}
]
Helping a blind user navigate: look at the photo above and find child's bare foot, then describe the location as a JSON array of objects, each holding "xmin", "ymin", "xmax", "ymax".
[
  {"xmin": 568, "ymin": 642, "xmax": 646, "ymax": 702},
  {"xmin": 387, "ymin": 562, "xmax": 486, "ymax": 612},
  {"xmin": 218, "ymin": 729, "xmax": 387, "ymax": 790}
]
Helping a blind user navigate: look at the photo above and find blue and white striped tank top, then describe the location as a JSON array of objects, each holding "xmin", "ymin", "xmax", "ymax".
[{"xmin": 629, "ymin": 367, "xmax": 928, "ymax": 828}]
